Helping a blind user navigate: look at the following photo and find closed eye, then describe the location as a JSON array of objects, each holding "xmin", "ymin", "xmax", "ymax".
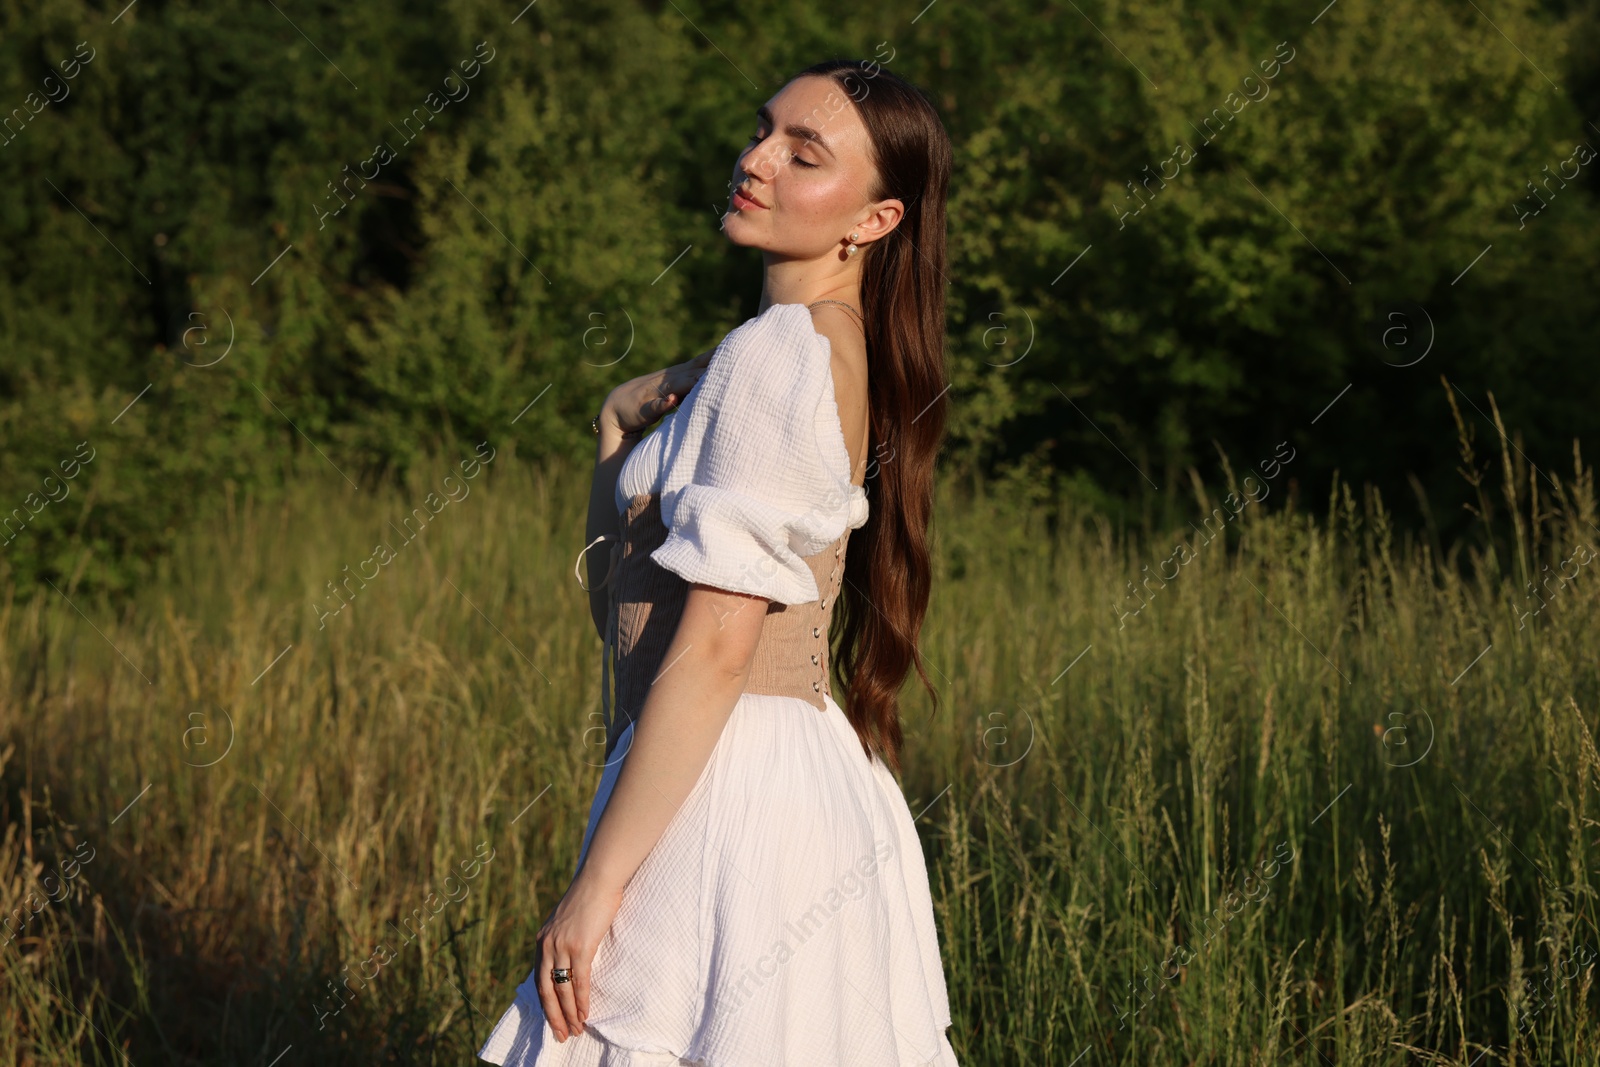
[{"xmin": 746, "ymin": 129, "xmax": 820, "ymax": 168}]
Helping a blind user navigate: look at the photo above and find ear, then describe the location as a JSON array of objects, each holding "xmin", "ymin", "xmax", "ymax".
[{"xmin": 858, "ymin": 197, "xmax": 905, "ymax": 244}]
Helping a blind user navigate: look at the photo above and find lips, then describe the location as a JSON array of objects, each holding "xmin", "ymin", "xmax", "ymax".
[{"xmin": 732, "ymin": 187, "xmax": 768, "ymax": 210}]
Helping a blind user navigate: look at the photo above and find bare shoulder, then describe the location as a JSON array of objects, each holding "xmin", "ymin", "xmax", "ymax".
[{"xmin": 806, "ymin": 304, "xmax": 870, "ymax": 487}]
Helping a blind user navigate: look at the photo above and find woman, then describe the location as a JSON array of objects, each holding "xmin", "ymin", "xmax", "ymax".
[{"xmin": 479, "ymin": 58, "xmax": 957, "ymax": 1066}]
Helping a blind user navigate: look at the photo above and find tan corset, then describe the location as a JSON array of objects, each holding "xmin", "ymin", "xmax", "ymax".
[{"xmin": 582, "ymin": 491, "xmax": 853, "ymax": 762}]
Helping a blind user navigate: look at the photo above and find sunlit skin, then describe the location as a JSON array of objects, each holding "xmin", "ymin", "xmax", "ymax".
[
  {"xmin": 721, "ymin": 73, "xmax": 904, "ymax": 487},
  {"xmin": 544, "ymin": 74, "xmax": 906, "ymax": 1046}
]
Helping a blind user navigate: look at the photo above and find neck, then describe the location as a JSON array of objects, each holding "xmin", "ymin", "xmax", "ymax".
[{"xmin": 757, "ymin": 252, "xmax": 862, "ymax": 315}]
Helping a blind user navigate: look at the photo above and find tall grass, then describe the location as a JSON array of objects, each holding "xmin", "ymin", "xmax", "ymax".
[{"xmin": 2, "ymin": 392, "xmax": 1597, "ymax": 1065}]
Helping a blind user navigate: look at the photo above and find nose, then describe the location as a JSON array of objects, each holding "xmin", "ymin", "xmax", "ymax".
[{"xmin": 739, "ymin": 141, "xmax": 782, "ymax": 184}]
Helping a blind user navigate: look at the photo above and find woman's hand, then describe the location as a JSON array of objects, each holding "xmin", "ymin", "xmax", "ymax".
[
  {"xmin": 534, "ymin": 874, "xmax": 624, "ymax": 1042},
  {"xmin": 601, "ymin": 349, "xmax": 714, "ymax": 437}
]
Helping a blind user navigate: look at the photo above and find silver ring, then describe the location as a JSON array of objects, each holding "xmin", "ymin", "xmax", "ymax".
[{"xmin": 552, "ymin": 967, "xmax": 572, "ymax": 984}]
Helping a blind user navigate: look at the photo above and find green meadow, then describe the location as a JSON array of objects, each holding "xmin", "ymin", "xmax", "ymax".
[{"xmin": 4, "ymin": 404, "xmax": 1597, "ymax": 1065}]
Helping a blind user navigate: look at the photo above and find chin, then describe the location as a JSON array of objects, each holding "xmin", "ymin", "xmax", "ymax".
[{"xmin": 721, "ymin": 217, "xmax": 761, "ymax": 247}]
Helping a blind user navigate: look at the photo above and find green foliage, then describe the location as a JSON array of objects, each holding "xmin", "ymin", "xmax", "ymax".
[{"xmin": 1, "ymin": 0, "xmax": 1596, "ymax": 594}]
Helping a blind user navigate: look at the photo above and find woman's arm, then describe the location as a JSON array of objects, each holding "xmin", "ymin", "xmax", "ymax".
[
  {"xmin": 533, "ymin": 583, "xmax": 767, "ymax": 1039},
  {"xmin": 575, "ymin": 583, "xmax": 767, "ymax": 888},
  {"xmin": 581, "ymin": 350, "xmax": 715, "ymax": 639}
]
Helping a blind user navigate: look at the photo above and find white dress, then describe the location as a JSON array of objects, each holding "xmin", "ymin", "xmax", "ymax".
[{"xmin": 477, "ymin": 303, "xmax": 959, "ymax": 1067}]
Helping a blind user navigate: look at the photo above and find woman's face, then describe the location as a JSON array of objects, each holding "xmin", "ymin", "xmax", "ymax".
[{"xmin": 724, "ymin": 75, "xmax": 899, "ymax": 258}]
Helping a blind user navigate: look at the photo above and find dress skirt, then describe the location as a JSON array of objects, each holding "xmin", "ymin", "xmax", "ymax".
[{"xmin": 477, "ymin": 691, "xmax": 958, "ymax": 1066}]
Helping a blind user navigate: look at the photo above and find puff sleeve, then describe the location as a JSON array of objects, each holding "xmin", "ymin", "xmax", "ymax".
[{"xmin": 649, "ymin": 304, "xmax": 869, "ymax": 604}]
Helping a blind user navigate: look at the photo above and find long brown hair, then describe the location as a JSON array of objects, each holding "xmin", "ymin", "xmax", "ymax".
[{"xmin": 795, "ymin": 59, "xmax": 952, "ymax": 777}]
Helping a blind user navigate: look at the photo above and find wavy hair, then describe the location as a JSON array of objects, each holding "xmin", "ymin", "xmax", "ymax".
[{"xmin": 793, "ymin": 59, "xmax": 952, "ymax": 778}]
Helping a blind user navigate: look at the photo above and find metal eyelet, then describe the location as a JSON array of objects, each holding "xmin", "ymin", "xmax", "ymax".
[
  {"xmin": 811, "ymin": 653, "xmax": 820, "ymax": 665},
  {"xmin": 820, "ymin": 597, "xmax": 828, "ymax": 609},
  {"xmin": 812, "ymin": 680, "xmax": 821, "ymax": 692},
  {"xmin": 812, "ymin": 626, "xmax": 821, "ymax": 638}
]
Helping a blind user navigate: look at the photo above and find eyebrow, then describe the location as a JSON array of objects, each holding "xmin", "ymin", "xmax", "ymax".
[{"xmin": 756, "ymin": 105, "xmax": 834, "ymax": 157}]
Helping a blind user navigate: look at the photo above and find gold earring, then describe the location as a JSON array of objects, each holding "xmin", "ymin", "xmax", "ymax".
[{"xmin": 846, "ymin": 232, "xmax": 859, "ymax": 257}]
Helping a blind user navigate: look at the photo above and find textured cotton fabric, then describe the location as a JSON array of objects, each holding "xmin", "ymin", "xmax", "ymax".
[
  {"xmin": 478, "ymin": 303, "xmax": 957, "ymax": 1067},
  {"xmin": 615, "ymin": 302, "xmax": 870, "ymax": 605}
]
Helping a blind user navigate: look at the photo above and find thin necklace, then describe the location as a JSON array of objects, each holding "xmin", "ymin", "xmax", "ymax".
[{"xmin": 806, "ymin": 298, "xmax": 865, "ymax": 335}]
